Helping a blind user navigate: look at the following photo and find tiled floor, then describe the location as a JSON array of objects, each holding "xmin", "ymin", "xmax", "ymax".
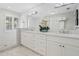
[{"xmin": 0, "ymin": 46, "xmax": 39, "ymax": 56}]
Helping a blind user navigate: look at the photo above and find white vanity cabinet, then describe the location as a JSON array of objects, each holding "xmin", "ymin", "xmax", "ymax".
[
  {"xmin": 63, "ymin": 45, "xmax": 79, "ymax": 56},
  {"xmin": 47, "ymin": 40, "xmax": 63, "ymax": 56},
  {"xmin": 21, "ymin": 30, "xmax": 79, "ymax": 56},
  {"xmin": 47, "ymin": 36, "xmax": 63, "ymax": 56},
  {"xmin": 21, "ymin": 31, "xmax": 46, "ymax": 55},
  {"xmin": 47, "ymin": 40, "xmax": 79, "ymax": 56},
  {"xmin": 47, "ymin": 35, "xmax": 79, "ymax": 56},
  {"xmin": 59, "ymin": 37, "xmax": 79, "ymax": 56},
  {"xmin": 21, "ymin": 31, "xmax": 35, "ymax": 49},
  {"xmin": 34, "ymin": 34, "xmax": 46, "ymax": 55}
]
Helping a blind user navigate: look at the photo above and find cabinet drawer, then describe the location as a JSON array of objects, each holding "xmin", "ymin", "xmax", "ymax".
[
  {"xmin": 35, "ymin": 34, "xmax": 45, "ymax": 39},
  {"xmin": 47, "ymin": 36, "xmax": 60, "ymax": 42},
  {"xmin": 22, "ymin": 40, "xmax": 35, "ymax": 49},
  {"xmin": 47, "ymin": 40, "xmax": 62, "ymax": 56},
  {"xmin": 47, "ymin": 35, "xmax": 79, "ymax": 47},
  {"xmin": 35, "ymin": 42, "xmax": 46, "ymax": 55},
  {"xmin": 21, "ymin": 33, "xmax": 33, "ymax": 38},
  {"xmin": 59, "ymin": 37, "xmax": 79, "ymax": 47}
]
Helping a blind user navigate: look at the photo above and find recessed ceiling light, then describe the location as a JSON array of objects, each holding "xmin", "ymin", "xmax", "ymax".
[
  {"xmin": 7, "ymin": 6, "xmax": 11, "ymax": 9},
  {"xmin": 28, "ymin": 10, "xmax": 38, "ymax": 16},
  {"xmin": 50, "ymin": 12, "xmax": 55, "ymax": 15}
]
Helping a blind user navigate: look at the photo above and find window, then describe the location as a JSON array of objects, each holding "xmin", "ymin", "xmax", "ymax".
[
  {"xmin": 6, "ymin": 16, "xmax": 18, "ymax": 30},
  {"xmin": 6, "ymin": 16, "xmax": 12, "ymax": 30},
  {"xmin": 14, "ymin": 17, "xmax": 18, "ymax": 29}
]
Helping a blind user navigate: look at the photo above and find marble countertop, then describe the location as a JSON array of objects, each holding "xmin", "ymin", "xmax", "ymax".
[{"xmin": 21, "ymin": 28, "xmax": 79, "ymax": 39}]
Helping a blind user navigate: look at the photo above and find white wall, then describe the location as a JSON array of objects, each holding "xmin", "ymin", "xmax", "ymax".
[{"xmin": 0, "ymin": 9, "xmax": 20, "ymax": 50}]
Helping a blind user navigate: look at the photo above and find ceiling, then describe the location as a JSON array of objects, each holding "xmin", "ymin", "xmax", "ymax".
[
  {"xmin": 24, "ymin": 3, "xmax": 77, "ymax": 17},
  {"xmin": 0, "ymin": 3, "xmax": 40, "ymax": 13},
  {"xmin": 0, "ymin": 3, "xmax": 78, "ymax": 15}
]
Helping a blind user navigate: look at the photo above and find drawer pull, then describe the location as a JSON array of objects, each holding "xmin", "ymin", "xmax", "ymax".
[
  {"xmin": 59, "ymin": 45, "xmax": 62, "ymax": 47},
  {"xmin": 59, "ymin": 45, "xmax": 64, "ymax": 47},
  {"xmin": 62, "ymin": 46, "xmax": 64, "ymax": 47}
]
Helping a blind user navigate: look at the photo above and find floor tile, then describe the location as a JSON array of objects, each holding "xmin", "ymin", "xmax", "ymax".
[{"xmin": 0, "ymin": 46, "xmax": 39, "ymax": 56}]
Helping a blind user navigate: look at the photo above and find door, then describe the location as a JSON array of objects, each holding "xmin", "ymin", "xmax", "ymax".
[
  {"xmin": 47, "ymin": 40, "xmax": 62, "ymax": 56},
  {"xmin": 63, "ymin": 45, "xmax": 79, "ymax": 56}
]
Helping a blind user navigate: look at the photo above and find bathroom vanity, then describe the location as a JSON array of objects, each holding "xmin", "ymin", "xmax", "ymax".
[
  {"xmin": 21, "ymin": 29, "xmax": 79, "ymax": 56},
  {"xmin": 17, "ymin": 3, "xmax": 79, "ymax": 56}
]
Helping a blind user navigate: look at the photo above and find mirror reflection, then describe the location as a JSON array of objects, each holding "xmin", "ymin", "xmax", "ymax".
[{"xmin": 20, "ymin": 3, "xmax": 79, "ymax": 34}]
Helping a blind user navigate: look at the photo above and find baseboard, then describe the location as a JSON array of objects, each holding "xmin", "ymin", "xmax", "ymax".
[
  {"xmin": 20, "ymin": 44, "xmax": 44, "ymax": 56},
  {"xmin": 0, "ymin": 44, "xmax": 19, "ymax": 53},
  {"xmin": 0, "ymin": 44, "xmax": 44, "ymax": 56}
]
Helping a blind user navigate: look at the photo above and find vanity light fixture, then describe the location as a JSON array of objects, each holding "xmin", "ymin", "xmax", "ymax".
[
  {"xmin": 55, "ymin": 3, "xmax": 74, "ymax": 8},
  {"xmin": 50, "ymin": 12, "xmax": 55, "ymax": 15},
  {"xmin": 7, "ymin": 6, "xmax": 11, "ymax": 9},
  {"xmin": 55, "ymin": 3, "xmax": 65, "ymax": 7}
]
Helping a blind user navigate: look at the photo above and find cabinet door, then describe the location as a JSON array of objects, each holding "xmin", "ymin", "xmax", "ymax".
[
  {"xmin": 35, "ymin": 34, "xmax": 46, "ymax": 55},
  {"xmin": 47, "ymin": 40, "xmax": 62, "ymax": 56},
  {"xmin": 63, "ymin": 45, "xmax": 79, "ymax": 56},
  {"xmin": 21, "ymin": 32, "xmax": 35, "ymax": 49}
]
